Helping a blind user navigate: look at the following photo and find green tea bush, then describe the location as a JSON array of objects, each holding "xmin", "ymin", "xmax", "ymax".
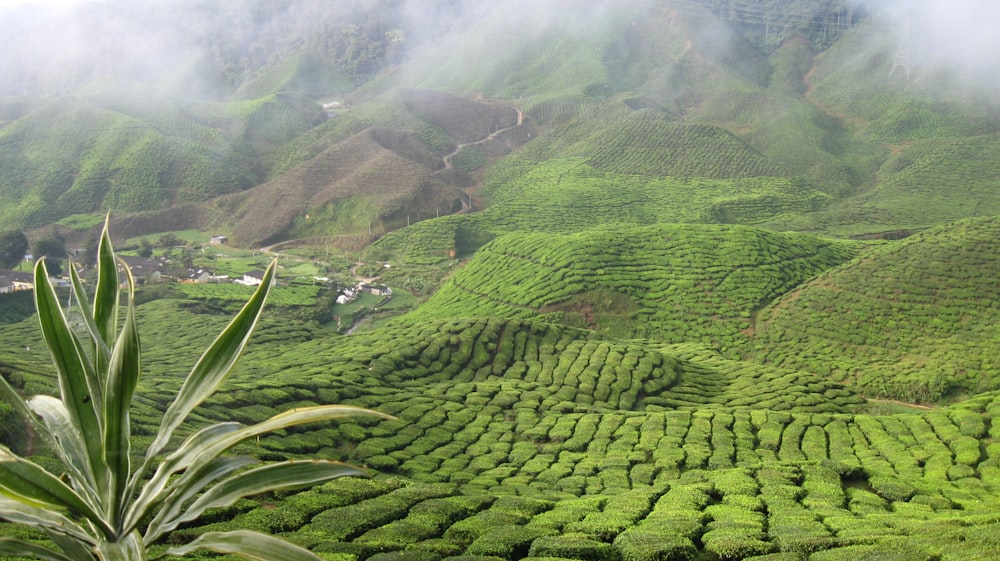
[
  {"xmin": 612, "ymin": 530, "xmax": 697, "ymax": 561},
  {"xmin": 527, "ymin": 533, "xmax": 617, "ymax": 561},
  {"xmin": 464, "ymin": 526, "xmax": 557, "ymax": 559}
]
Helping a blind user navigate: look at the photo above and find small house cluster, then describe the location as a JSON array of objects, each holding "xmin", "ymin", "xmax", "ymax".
[
  {"xmin": 335, "ymin": 282, "xmax": 392, "ymax": 305},
  {"xmin": 0, "ymin": 271, "xmax": 33, "ymax": 294}
]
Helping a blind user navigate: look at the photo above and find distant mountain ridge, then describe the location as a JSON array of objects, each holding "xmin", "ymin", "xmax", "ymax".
[{"xmin": 2, "ymin": 0, "xmax": 1000, "ymax": 262}]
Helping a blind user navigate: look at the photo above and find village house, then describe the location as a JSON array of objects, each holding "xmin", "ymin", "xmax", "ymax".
[
  {"xmin": 117, "ymin": 255, "xmax": 165, "ymax": 284},
  {"xmin": 181, "ymin": 269, "xmax": 212, "ymax": 284},
  {"xmin": 0, "ymin": 271, "xmax": 35, "ymax": 294},
  {"xmin": 360, "ymin": 283, "xmax": 392, "ymax": 296}
]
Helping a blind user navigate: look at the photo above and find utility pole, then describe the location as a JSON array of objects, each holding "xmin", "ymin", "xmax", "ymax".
[{"xmin": 889, "ymin": 15, "xmax": 912, "ymax": 81}]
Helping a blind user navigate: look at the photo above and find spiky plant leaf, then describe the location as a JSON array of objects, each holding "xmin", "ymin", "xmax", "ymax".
[
  {"xmin": 68, "ymin": 247, "xmax": 110, "ymax": 392},
  {"xmin": 162, "ymin": 530, "xmax": 325, "ymax": 561},
  {"xmin": 0, "ymin": 447, "xmax": 112, "ymax": 538},
  {"xmin": 103, "ymin": 259, "xmax": 139, "ymax": 528},
  {"xmin": 34, "ymin": 258, "xmax": 107, "ymax": 498},
  {"xmin": 92, "ymin": 215, "xmax": 120, "ymax": 358},
  {"xmin": 146, "ymin": 460, "xmax": 365, "ymax": 542},
  {"xmin": 26, "ymin": 395, "xmax": 99, "ymax": 501},
  {"xmin": 144, "ymin": 456, "xmax": 259, "ymax": 543},
  {"xmin": 0, "ymin": 497, "xmax": 95, "ymax": 544},
  {"xmin": 0, "ymin": 537, "xmax": 77, "ymax": 561},
  {"xmin": 128, "ymin": 405, "xmax": 387, "ymax": 529},
  {"xmin": 143, "ymin": 261, "xmax": 277, "ymax": 462},
  {"xmin": 45, "ymin": 530, "xmax": 98, "ymax": 561}
]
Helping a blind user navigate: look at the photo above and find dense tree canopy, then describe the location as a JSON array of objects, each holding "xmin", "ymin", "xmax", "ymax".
[{"xmin": 0, "ymin": 230, "xmax": 28, "ymax": 270}]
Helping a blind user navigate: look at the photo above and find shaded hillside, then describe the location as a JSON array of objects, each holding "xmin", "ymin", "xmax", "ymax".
[
  {"xmin": 764, "ymin": 132, "xmax": 1000, "ymax": 236},
  {"xmin": 399, "ymin": 89, "xmax": 519, "ymax": 145},
  {"xmin": 0, "ymin": 87, "xmax": 323, "ymax": 228},
  {"xmin": 217, "ymin": 90, "xmax": 526, "ymax": 247},
  {"xmin": 219, "ymin": 127, "xmax": 440, "ymax": 247},
  {"xmin": 378, "ymin": 161, "xmax": 832, "ymax": 263},
  {"xmin": 404, "ymin": 224, "xmax": 858, "ymax": 353},
  {"xmin": 749, "ymin": 216, "xmax": 1000, "ymax": 402}
]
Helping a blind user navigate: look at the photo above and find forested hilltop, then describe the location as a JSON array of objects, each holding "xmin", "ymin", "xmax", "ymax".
[{"xmin": 2, "ymin": 0, "xmax": 1000, "ymax": 559}]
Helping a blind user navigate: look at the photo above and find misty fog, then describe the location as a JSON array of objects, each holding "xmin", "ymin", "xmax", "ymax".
[{"xmin": 0, "ymin": 0, "xmax": 999, "ymax": 100}]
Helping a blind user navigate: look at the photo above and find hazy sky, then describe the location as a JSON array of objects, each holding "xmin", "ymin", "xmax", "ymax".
[
  {"xmin": 2, "ymin": 0, "xmax": 999, "ymax": 95},
  {"xmin": 0, "ymin": 0, "xmax": 92, "ymax": 5}
]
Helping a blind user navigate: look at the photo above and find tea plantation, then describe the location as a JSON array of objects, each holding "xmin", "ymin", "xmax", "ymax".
[
  {"xmin": 4, "ymin": 0, "xmax": 1000, "ymax": 559},
  {"xmin": 3, "ymin": 293, "xmax": 1000, "ymax": 559}
]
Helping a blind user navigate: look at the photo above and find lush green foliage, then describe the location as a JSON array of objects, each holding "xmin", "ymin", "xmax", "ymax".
[
  {"xmin": 0, "ymin": 220, "xmax": 383, "ymax": 560},
  {"xmin": 4, "ymin": 1, "xmax": 1000, "ymax": 559},
  {"xmin": 406, "ymin": 223, "xmax": 857, "ymax": 352},
  {"xmin": 0, "ymin": 230, "xmax": 28, "ymax": 270},
  {"xmin": 750, "ymin": 216, "xmax": 1000, "ymax": 401}
]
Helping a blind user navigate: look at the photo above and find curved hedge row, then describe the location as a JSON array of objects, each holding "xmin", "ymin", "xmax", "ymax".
[
  {"xmin": 750, "ymin": 216, "xmax": 1000, "ymax": 401},
  {"xmin": 171, "ymin": 392, "xmax": 1000, "ymax": 560},
  {"xmin": 408, "ymin": 223, "xmax": 858, "ymax": 354}
]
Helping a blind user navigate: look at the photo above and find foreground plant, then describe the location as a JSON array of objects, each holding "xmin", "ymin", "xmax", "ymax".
[{"xmin": 0, "ymin": 219, "xmax": 387, "ymax": 560}]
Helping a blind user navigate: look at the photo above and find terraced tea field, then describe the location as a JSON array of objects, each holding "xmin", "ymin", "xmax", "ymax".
[
  {"xmin": 168, "ymin": 390, "xmax": 1000, "ymax": 561},
  {"xmin": 378, "ymin": 159, "xmax": 832, "ymax": 264},
  {"xmin": 749, "ymin": 216, "xmax": 1000, "ymax": 402},
  {"xmin": 6, "ymin": 302, "xmax": 999, "ymax": 559},
  {"xmin": 401, "ymin": 224, "xmax": 854, "ymax": 354}
]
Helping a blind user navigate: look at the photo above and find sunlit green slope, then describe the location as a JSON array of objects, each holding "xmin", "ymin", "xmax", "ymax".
[
  {"xmin": 5, "ymin": 292, "xmax": 995, "ymax": 560},
  {"xmin": 403, "ymin": 223, "xmax": 858, "ymax": 352},
  {"xmin": 749, "ymin": 216, "xmax": 1000, "ymax": 402}
]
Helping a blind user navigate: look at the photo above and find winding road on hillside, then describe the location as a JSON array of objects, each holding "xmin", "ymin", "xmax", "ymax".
[
  {"xmin": 256, "ymin": 101, "xmax": 524, "ymax": 253},
  {"xmin": 437, "ymin": 104, "xmax": 525, "ymax": 173}
]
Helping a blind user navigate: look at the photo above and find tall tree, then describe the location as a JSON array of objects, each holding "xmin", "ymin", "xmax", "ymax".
[
  {"xmin": 0, "ymin": 230, "xmax": 28, "ymax": 270},
  {"xmin": 32, "ymin": 234, "xmax": 67, "ymax": 277}
]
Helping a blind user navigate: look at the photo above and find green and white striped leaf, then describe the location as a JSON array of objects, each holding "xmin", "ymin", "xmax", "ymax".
[
  {"xmin": 0, "ymin": 447, "xmax": 112, "ymax": 539},
  {"xmin": 0, "ymin": 537, "xmax": 76, "ymax": 561},
  {"xmin": 177, "ymin": 406, "xmax": 389, "ymax": 477},
  {"xmin": 45, "ymin": 529, "xmax": 99, "ymax": 561},
  {"xmin": 95, "ymin": 530, "xmax": 146, "ymax": 561},
  {"xmin": 25, "ymin": 396, "xmax": 99, "ymax": 505},
  {"xmin": 34, "ymin": 258, "xmax": 107, "ymax": 499},
  {"xmin": 147, "ymin": 459, "xmax": 364, "ymax": 542},
  {"xmin": 128, "ymin": 423, "xmax": 244, "ymax": 528},
  {"xmin": 69, "ymin": 256, "xmax": 110, "ymax": 389},
  {"xmin": 144, "ymin": 455, "xmax": 258, "ymax": 543},
  {"xmin": 130, "ymin": 406, "xmax": 385, "ymax": 530},
  {"xmin": 0, "ymin": 378, "xmax": 72, "ymax": 483},
  {"xmin": 0, "ymin": 497, "xmax": 95, "ymax": 544},
  {"xmin": 163, "ymin": 530, "xmax": 324, "ymax": 561},
  {"xmin": 92, "ymin": 214, "xmax": 120, "ymax": 356},
  {"xmin": 144, "ymin": 260, "xmax": 277, "ymax": 462},
  {"xmin": 103, "ymin": 259, "xmax": 140, "ymax": 527}
]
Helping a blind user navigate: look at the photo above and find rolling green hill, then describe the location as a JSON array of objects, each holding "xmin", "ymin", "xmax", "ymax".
[
  {"xmin": 403, "ymin": 223, "xmax": 858, "ymax": 352},
  {"xmin": 748, "ymin": 216, "xmax": 1000, "ymax": 403},
  {"xmin": 4, "ymin": 1, "xmax": 1000, "ymax": 560},
  {"xmin": 0, "ymin": 87, "xmax": 323, "ymax": 229}
]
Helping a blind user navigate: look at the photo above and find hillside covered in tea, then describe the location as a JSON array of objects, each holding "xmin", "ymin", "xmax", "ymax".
[{"xmin": 2, "ymin": 0, "xmax": 1000, "ymax": 560}]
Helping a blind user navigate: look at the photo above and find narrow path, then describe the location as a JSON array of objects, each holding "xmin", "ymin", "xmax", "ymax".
[
  {"xmin": 437, "ymin": 104, "xmax": 525, "ymax": 172},
  {"xmin": 261, "ymin": 100, "xmax": 526, "ymax": 249},
  {"xmin": 866, "ymin": 398, "xmax": 933, "ymax": 411}
]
